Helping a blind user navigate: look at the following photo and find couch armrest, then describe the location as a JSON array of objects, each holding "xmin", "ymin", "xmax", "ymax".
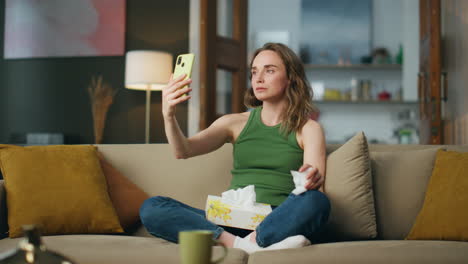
[{"xmin": 0, "ymin": 180, "xmax": 8, "ymax": 239}]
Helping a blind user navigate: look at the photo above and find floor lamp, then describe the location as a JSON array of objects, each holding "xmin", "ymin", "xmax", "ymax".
[{"xmin": 125, "ymin": 50, "xmax": 173, "ymax": 143}]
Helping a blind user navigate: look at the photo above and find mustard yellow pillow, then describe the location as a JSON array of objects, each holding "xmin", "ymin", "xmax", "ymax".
[
  {"xmin": 0, "ymin": 145, "xmax": 123, "ymax": 238},
  {"xmin": 406, "ymin": 149, "xmax": 468, "ymax": 241}
]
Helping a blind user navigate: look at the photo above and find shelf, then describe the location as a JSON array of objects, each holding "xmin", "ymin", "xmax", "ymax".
[
  {"xmin": 305, "ymin": 64, "xmax": 402, "ymax": 70},
  {"xmin": 313, "ymin": 100, "xmax": 418, "ymax": 105}
]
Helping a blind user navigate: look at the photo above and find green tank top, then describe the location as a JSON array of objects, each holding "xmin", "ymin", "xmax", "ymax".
[{"xmin": 229, "ymin": 107, "xmax": 303, "ymax": 206}]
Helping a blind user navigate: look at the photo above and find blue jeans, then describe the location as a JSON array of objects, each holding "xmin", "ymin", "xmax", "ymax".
[{"xmin": 140, "ymin": 190, "xmax": 330, "ymax": 247}]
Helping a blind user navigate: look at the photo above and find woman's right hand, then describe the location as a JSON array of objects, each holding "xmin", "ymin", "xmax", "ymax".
[{"xmin": 162, "ymin": 74, "xmax": 192, "ymax": 118}]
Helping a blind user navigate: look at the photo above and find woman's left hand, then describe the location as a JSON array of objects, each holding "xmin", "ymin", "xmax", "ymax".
[{"xmin": 298, "ymin": 164, "xmax": 324, "ymax": 190}]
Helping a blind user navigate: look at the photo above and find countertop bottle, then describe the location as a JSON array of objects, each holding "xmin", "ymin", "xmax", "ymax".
[
  {"xmin": 396, "ymin": 44, "xmax": 403, "ymax": 64},
  {"xmin": 350, "ymin": 77, "xmax": 359, "ymax": 101}
]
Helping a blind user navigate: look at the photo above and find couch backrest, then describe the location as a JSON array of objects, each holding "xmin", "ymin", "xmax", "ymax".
[
  {"xmin": 1, "ymin": 143, "xmax": 467, "ymax": 241},
  {"xmin": 97, "ymin": 144, "xmax": 234, "ymax": 210},
  {"xmin": 99, "ymin": 144, "xmax": 468, "ymax": 240}
]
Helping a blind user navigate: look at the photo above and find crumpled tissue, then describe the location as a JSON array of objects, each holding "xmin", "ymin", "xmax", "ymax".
[
  {"xmin": 205, "ymin": 185, "xmax": 272, "ymax": 230},
  {"xmin": 221, "ymin": 185, "xmax": 256, "ymax": 208},
  {"xmin": 290, "ymin": 167, "xmax": 313, "ymax": 195}
]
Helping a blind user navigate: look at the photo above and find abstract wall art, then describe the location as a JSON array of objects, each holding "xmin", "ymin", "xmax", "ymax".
[{"xmin": 4, "ymin": 0, "xmax": 126, "ymax": 59}]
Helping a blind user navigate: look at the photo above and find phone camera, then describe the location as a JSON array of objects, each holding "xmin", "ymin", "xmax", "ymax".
[
  {"xmin": 182, "ymin": 62, "xmax": 185, "ymax": 67},
  {"xmin": 177, "ymin": 57, "xmax": 182, "ymax": 65}
]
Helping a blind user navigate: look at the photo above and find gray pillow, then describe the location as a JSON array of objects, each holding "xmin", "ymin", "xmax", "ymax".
[
  {"xmin": 371, "ymin": 148, "xmax": 439, "ymax": 239},
  {"xmin": 324, "ymin": 132, "xmax": 377, "ymax": 240}
]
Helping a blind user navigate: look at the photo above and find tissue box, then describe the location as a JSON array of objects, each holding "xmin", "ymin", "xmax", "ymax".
[{"xmin": 205, "ymin": 195, "xmax": 272, "ymax": 230}]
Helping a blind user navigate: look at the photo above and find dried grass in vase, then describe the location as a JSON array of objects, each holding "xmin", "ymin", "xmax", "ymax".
[{"xmin": 87, "ymin": 75, "xmax": 117, "ymax": 144}]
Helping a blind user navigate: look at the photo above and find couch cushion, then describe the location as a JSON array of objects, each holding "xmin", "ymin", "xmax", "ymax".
[
  {"xmin": 324, "ymin": 132, "xmax": 377, "ymax": 240},
  {"xmin": 407, "ymin": 149, "xmax": 468, "ymax": 241},
  {"xmin": 0, "ymin": 235, "xmax": 248, "ymax": 264},
  {"xmin": 0, "ymin": 145, "xmax": 123, "ymax": 238},
  {"xmin": 370, "ymin": 148, "xmax": 439, "ymax": 240},
  {"xmin": 247, "ymin": 240, "xmax": 468, "ymax": 264}
]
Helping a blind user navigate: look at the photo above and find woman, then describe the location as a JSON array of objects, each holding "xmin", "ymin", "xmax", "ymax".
[{"xmin": 140, "ymin": 43, "xmax": 330, "ymax": 254}]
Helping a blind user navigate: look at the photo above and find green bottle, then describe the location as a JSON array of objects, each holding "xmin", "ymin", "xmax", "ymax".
[{"xmin": 396, "ymin": 45, "xmax": 403, "ymax": 64}]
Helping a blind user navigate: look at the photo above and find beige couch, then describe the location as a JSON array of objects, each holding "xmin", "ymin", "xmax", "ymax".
[{"xmin": 0, "ymin": 143, "xmax": 467, "ymax": 264}]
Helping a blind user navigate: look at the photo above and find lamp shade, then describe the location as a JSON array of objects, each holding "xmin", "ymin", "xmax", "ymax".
[{"xmin": 125, "ymin": 50, "xmax": 173, "ymax": 91}]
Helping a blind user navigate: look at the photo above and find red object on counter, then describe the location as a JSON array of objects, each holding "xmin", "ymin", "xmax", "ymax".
[{"xmin": 378, "ymin": 90, "xmax": 391, "ymax": 101}]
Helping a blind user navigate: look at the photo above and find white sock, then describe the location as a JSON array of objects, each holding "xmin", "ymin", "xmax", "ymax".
[
  {"xmin": 233, "ymin": 236, "xmax": 262, "ymax": 254},
  {"xmin": 263, "ymin": 235, "xmax": 311, "ymax": 250},
  {"xmin": 233, "ymin": 235, "xmax": 311, "ymax": 254}
]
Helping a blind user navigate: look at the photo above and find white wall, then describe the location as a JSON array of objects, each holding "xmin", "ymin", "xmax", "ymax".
[
  {"xmin": 188, "ymin": 0, "xmax": 200, "ymax": 136},
  {"xmin": 247, "ymin": 0, "xmax": 302, "ymax": 55},
  {"xmin": 402, "ymin": 0, "xmax": 420, "ymax": 101},
  {"xmin": 372, "ymin": 0, "xmax": 403, "ymax": 56}
]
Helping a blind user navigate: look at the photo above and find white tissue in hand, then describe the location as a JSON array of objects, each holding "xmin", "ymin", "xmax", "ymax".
[
  {"xmin": 290, "ymin": 168, "xmax": 313, "ymax": 195},
  {"xmin": 221, "ymin": 185, "xmax": 256, "ymax": 208}
]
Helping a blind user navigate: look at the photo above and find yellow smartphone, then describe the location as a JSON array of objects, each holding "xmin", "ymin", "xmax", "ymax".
[{"xmin": 173, "ymin": 53, "xmax": 195, "ymax": 94}]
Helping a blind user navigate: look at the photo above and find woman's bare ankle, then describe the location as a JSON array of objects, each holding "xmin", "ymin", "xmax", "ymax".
[
  {"xmin": 218, "ymin": 231, "xmax": 236, "ymax": 248},
  {"xmin": 249, "ymin": 231, "xmax": 257, "ymax": 244}
]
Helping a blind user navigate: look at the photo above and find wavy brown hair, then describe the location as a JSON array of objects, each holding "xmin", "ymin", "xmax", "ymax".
[{"xmin": 245, "ymin": 42, "xmax": 318, "ymax": 135}]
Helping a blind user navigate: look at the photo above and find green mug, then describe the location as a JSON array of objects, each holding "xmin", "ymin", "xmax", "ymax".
[{"xmin": 179, "ymin": 230, "xmax": 227, "ymax": 264}]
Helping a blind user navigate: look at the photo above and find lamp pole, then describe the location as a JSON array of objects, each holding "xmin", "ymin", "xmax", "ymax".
[{"xmin": 145, "ymin": 84, "xmax": 151, "ymax": 144}]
